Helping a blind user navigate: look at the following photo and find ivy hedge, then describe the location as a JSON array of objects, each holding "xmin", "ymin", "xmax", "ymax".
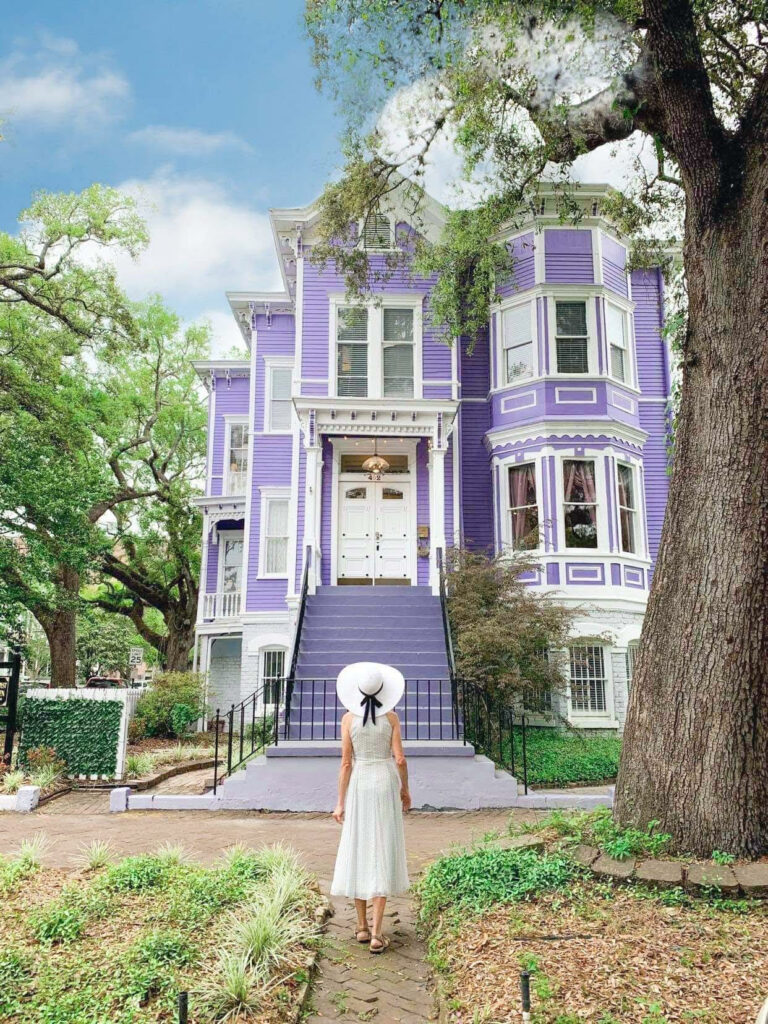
[{"xmin": 19, "ymin": 697, "xmax": 123, "ymax": 777}]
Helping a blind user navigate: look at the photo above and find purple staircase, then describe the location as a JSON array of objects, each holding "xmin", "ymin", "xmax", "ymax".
[{"xmin": 285, "ymin": 586, "xmax": 454, "ymax": 741}]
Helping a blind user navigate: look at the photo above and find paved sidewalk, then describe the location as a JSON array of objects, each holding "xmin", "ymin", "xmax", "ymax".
[{"xmin": 0, "ymin": 805, "xmax": 543, "ymax": 1022}]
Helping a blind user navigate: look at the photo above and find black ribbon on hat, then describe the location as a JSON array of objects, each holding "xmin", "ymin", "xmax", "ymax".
[{"xmin": 359, "ymin": 682, "xmax": 384, "ymax": 726}]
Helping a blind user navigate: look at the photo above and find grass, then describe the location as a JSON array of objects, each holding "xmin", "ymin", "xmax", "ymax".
[
  {"xmin": 510, "ymin": 726, "xmax": 622, "ymax": 786},
  {"xmin": 2, "ymin": 841, "xmax": 321, "ymax": 1022}
]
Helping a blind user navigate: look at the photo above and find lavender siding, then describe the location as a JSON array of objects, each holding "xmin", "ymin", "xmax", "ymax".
[
  {"xmin": 601, "ymin": 234, "xmax": 629, "ymax": 296},
  {"xmin": 639, "ymin": 403, "xmax": 669, "ymax": 569},
  {"xmin": 205, "ymin": 539, "xmax": 219, "ymax": 593},
  {"xmin": 631, "ymin": 268, "xmax": 668, "ymax": 396},
  {"xmin": 458, "ymin": 332, "xmax": 493, "ymax": 551},
  {"xmin": 489, "ymin": 379, "xmax": 640, "ymax": 432},
  {"xmin": 416, "ymin": 438, "xmax": 430, "ymax": 585},
  {"xmin": 210, "ymin": 376, "xmax": 250, "ymax": 497},
  {"xmin": 544, "ymin": 229, "xmax": 594, "ymax": 283},
  {"xmin": 497, "ymin": 231, "xmax": 536, "ymax": 299}
]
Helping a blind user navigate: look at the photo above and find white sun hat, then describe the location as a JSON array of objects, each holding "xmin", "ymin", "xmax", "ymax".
[{"xmin": 336, "ymin": 662, "xmax": 405, "ymax": 726}]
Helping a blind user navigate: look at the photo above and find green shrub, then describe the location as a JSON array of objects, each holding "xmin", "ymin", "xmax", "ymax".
[
  {"xmin": 125, "ymin": 752, "xmax": 156, "ymax": 778},
  {"xmin": 25, "ymin": 745, "xmax": 66, "ymax": 773},
  {"xmin": 104, "ymin": 854, "xmax": 174, "ymax": 892},
  {"xmin": 536, "ymin": 807, "xmax": 672, "ymax": 860},
  {"xmin": 132, "ymin": 672, "xmax": 207, "ymax": 739},
  {"xmin": 32, "ymin": 903, "xmax": 87, "ymax": 944},
  {"xmin": 512, "ymin": 727, "xmax": 622, "ymax": 786},
  {"xmin": 0, "ymin": 948, "xmax": 30, "ymax": 1016},
  {"xmin": 416, "ymin": 847, "xmax": 575, "ymax": 922},
  {"xmin": 1, "ymin": 769, "xmax": 25, "ymax": 794},
  {"xmin": 125, "ymin": 928, "xmax": 196, "ymax": 1000}
]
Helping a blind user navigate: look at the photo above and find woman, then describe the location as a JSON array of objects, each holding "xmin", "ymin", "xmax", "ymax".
[{"xmin": 331, "ymin": 662, "xmax": 411, "ymax": 954}]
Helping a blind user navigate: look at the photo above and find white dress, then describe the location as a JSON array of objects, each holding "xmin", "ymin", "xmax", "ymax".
[{"xmin": 331, "ymin": 714, "xmax": 410, "ymax": 900}]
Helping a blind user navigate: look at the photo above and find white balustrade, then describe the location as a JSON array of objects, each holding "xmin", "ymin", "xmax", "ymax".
[{"xmin": 203, "ymin": 591, "xmax": 242, "ymax": 620}]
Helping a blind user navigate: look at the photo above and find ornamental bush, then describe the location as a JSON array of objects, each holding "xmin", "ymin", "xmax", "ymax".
[{"xmin": 132, "ymin": 672, "xmax": 207, "ymax": 739}]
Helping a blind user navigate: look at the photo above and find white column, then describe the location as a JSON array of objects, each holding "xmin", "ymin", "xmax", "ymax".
[
  {"xmin": 429, "ymin": 444, "xmax": 447, "ymax": 593},
  {"xmin": 303, "ymin": 443, "xmax": 322, "ymax": 593}
]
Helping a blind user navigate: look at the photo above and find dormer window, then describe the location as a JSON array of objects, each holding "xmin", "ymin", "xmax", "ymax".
[
  {"xmin": 555, "ymin": 301, "xmax": 589, "ymax": 374},
  {"xmin": 502, "ymin": 302, "xmax": 534, "ymax": 383},
  {"xmin": 363, "ymin": 212, "xmax": 391, "ymax": 251}
]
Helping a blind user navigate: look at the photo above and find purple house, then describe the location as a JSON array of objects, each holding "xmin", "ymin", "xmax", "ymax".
[{"xmin": 191, "ymin": 184, "xmax": 669, "ymax": 809}]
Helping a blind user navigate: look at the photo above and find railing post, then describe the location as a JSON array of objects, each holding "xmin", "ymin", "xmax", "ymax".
[
  {"xmin": 521, "ymin": 713, "xmax": 528, "ymax": 795},
  {"xmin": 212, "ymin": 709, "xmax": 220, "ymax": 794},
  {"xmin": 226, "ymin": 704, "xmax": 235, "ymax": 776}
]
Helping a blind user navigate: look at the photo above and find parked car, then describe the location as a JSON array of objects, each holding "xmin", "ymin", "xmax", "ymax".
[{"xmin": 85, "ymin": 676, "xmax": 125, "ymax": 689}]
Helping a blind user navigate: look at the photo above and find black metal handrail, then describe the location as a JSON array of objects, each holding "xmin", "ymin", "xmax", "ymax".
[
  {"xmin": 284, "ymin": 545, "xmax": 312, "ymax": 739},
  {"xmin": 459, "ymin": 677, "xmax": 529, "ymax": 793},
  {"xmin": 212, "ymin": 678, "xmax": 281, "ymax": 794},
  {"xmin": 0, "ymin": 650, "xmax": 22, "ymax": 763},
  {"xmin": 437, "ymin": 549, "xmax": 460, "ymax": 739}
]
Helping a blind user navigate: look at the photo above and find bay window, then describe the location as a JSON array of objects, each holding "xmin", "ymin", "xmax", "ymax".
[
  {"xmin": 268, "ymin": 365, "xmax": 292, "ymax": 431},
  {"xmin": 336, "ymin": 307, "xmax": 368, "ymax": 397},
  {"xmin": 225, "ymin": 422, "xmax": 248, "ymax": 495},
  {"xmin": 261, "ymin": 494, "xmax": 289, "ymax": 576},
  {"xmin": 555, "ymin": 300, "xmax": 589, "ymax": 373},
  {"xmin": 563, "ymin": 459, "xmax": 598, "ymax": 548},
  {"xmin": 502, "ymin": 302, "xmax": 534, "ymax": 383},
  {"xmin": 617, "ymin": 463, "xmax": 638, "ymax": 554},
  {"xmin": 605, "ymin": 303, "xmax": 629, "ymax": 383},
  {"xmin": 569, "ymin": 645, "xmax": 608, "ymax": 714},
  {"xmin": 508, "ymin": 464, "xmax": 539, "ymax": 550},
  {"xmin": 382, "ymin": 308, "xmax": 414, "ymax": 397}
]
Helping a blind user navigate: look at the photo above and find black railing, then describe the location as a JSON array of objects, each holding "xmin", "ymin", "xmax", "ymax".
[
  {"xmin": 284, "ymin": 546, "xmax": 311, "ymax": 739},
  {"xmin": 212, "ymin": 679, "xmax": 281, "ymax": 794},
  {"xmin": 0, "ymin": 650, "xmax": 22, "ymax": 764},
  {"xmin": 459, "ymin": 678, "xmax": 529, "ymax": 794},
  {"xmin": 437, "ymin": 551, "xmax": 460, "ymax": 739}
]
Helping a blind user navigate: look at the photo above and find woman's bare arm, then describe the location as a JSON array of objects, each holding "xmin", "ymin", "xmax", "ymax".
[
  {"xmin": 333, "ymin": 713, "xmax": 354, "ymax": 823},
  {"xmin": 389, "ymin": 712, "xmax": 411, "ymax": 812}
]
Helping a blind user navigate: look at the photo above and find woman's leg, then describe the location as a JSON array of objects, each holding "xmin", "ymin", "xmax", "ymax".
[
  {"xmin": 370, "ymin": 896, "xmax": 387, "ymax": 943},
  {"xmin": 354, "ymin": 898, "xmax": 369, "ymax": 938}
]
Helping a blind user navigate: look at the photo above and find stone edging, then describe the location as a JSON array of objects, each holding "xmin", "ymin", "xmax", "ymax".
[
  {"xmin": 77, "ymin": 758, "xmax": 218, "ymax": 791},
  {"xmin": 290, "ymin": 897, "xmax": 333, "ymax": 1023},
  {"xmin": 495, "ymin": 835, "xmax": 768, "ymax": 898},
  {"xmin": 0, "ymin": 785, "xmax": 40, "ymax": 812}
]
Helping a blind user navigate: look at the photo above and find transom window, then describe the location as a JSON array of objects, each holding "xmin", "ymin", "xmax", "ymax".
[
  {"xmin": 226, "ymin": 422, "xmax": 248, "ymax": 495},
  {"xmin": 263, "ymin": 497, "xmax": 289, "ymax": 576},
  {"xmin": 508, "ymin": 464, "xmax": 539, "ymax": 550},
  {"xmin": 555, "ymin": 300, "xmax": 589, "ymax": 374},
  {"xmin": 334, "ymin": 304, "xmax": 419, "ymax": 399},
  {"xmin": 363, "ymin": 213, "xmax": 392, "ymax": 251},
  {"xmin": 261, "ymin": 648, "xmax": 285, "ymax": 704},
  {"xmin": 340, "ymin": 453, "xmax": 409, "ymax": 474},
  {"xmin": 617, "ymin": 463, "xmax": 637, "ymax": 554},
  {"xmin": 268, "ymin": 366, "xmax": 292, "ymax": 431},
  {"xmin": 606, "ymin": 303, "xmax": 629, "ymax": 383},
  {"xmin": 569, "ymin": 645, "xmax": 607, "ymax": 714},
  {"xmin": 502, "ymin": 303, "xmax": 534, "ymax": 383},
  {"xmin": 563, "ymin": 459, "xmax": 598, "ymax": 548}
]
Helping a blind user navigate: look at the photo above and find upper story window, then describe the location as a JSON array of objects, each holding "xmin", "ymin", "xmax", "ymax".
[
  {"xmin": 334, "ymin": 302, "xmax": 419, "ymax": 399},
  {"xmin": 605, "ymin": 302, "xmax": 630, "ymax": 384},
  {"xmin": 382, "ymin": 308, "xmax": 414, "ymax": 397},
  {"xmin": 268, "ymin": 365, "xmax": 292, "ymax": 432},
  {"xmin": 225, "ymin": 421, "xmax": 249, "ymax": 495},
  {"xmin": 508, "ymin": 464, "xmax": 539, "ymax": 550},
  {"xmin": 555, "ymin": 301, "xmax": 589, "ymax": 374},
  {"xmin": 563, "ymin": 459, "xmax": 598, "ymax": 548},
  {"xmin": 363, "ymin": 213, "xmax": 392, "ymax": 251},
  {"xmin": 220, "ymin": 534, "xmax": 244, "ymax": 594},
  {"xmin": 502, "ymin": 302, "xmax": 534, "ymax": 384},
  {"xmin": 617, "ymin": 463, "xmax": 638, "ymax": 554},
  {"xmin": 261, "ymin": 493, "xmax": 290, "ymax": 577}
]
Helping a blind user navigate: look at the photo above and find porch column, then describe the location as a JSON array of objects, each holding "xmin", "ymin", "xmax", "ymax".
[
  {"xmin": 302, "ymin": 441, "xmax": 322, "ymax": 593},
  {"xmin": 428, "ymin": 444, "xmax": 447, "ymax": 593}
]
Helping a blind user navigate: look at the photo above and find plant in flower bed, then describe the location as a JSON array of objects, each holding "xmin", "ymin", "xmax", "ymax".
[
  {"xmin": 1, "ymin": 746, "xmax": 67, "ymax": 795},
  {"xmin": 517, "ymin": 807, "xmax": 673, "ymax": 861},
  {"xmin": 511, "ymin": 728, "xmax": 622, "ymax": 787},
  {"xmin": 124, "ymin": 743, "xmax": 215, "ymax": 779},
  {"xmin": 2, "ymin": 840, "xmax": 322, "ymax": 1022},
  {"xmin": 418, "ymin": 841, "xmax": 768, "ymax": 1023}
]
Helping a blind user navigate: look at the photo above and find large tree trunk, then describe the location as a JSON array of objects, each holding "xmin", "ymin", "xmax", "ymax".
[
  {"xmin": 615, "ymin": 163, "xmax": 768, "ymax": 858},
  {"xmin": 161, "ymin": 614, "xmax": 195, "ymax": 673},
  {"xmin": 36, "ymin": 566, "xmax": 80, "ymax": 688}
]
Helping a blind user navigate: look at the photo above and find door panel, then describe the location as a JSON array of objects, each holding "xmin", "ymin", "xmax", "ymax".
[
  {"xmin": 339, "ymin": 485, "xmax": 374, "ymax": 580},
  {"xmin": 338, "ymin": 479, "xmax": 412, "ymax": 583},
  {"xmin": 375, "ymin": 484, "xmax": 410, "ymax": 581}
]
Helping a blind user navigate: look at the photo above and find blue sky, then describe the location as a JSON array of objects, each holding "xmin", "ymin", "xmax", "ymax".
[{"xmin": 0, "ymin": 0, "xmax": 344, "ymax": 352}]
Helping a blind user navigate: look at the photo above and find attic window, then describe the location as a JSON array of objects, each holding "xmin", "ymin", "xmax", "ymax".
[{"xmin": 363, "ymin": 213, "xmax": 391, "ymax": 250}]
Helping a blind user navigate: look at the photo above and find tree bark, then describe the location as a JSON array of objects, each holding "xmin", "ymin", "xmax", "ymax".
[
  {"xmin": 161, "ymin": 617, "xmax": 195, "ymax": 673},
  {"xmin": 36, "ymin": 566, "xmax": 80, "ymax": 688},
  {"xmin": 615, "ymin": 156, "xmax": 768, "ymax": 857}
]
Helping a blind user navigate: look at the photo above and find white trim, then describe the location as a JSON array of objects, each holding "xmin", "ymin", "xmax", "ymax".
[
  {"xmin": 196, "ymin": 513, "xmax": 210, "ymax": 625},
  {"xmin": 496, "ymin": 297, "xmax": 538, "ymax": 387},
  {"xmin": 240, "ymin": 329, "xmax": 258, "ymax": 615},
  {"xmin": 263, "ymin": 355, "xmax": 294, "ymax": 434},
  {"xmin": 485, "ymin": 418, "xmax": 649, "ymax": 450},
  {"xmin": 497, "ymin": 457, "xmax": 544, "ymax": 555},
  {"xmin": 216, "ymin": 528, "xmax": 246, "ymax": 601},
  {"xmin": 549, "ymin": 294, "xmax": 598, "ymax": 377},
  {"xmin": 593, "ymin": 226, "xmax": 603, "ymax": 286},
  {"xmin": 491, "ymin": 283, "xmax": 636, "ymax": 313},
  {"xmin": 555, "ymin": 451, "xmax": 610, "ymax": 553},
  {"xmin": 221, "ymin": 415, "xmax": 249, "ymax": 497},
  {"xmin": 257, "ymin": 487, "xmax": 291, "ymax": 579},
  {"xmin": 614, "ymin": 458, "xmax": 645, "ymax": 559}
]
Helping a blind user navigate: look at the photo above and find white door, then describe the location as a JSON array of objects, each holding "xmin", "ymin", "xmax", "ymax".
[{"xmin": 338, "ymin": 482, "xmax": 411, "ymax": 583}]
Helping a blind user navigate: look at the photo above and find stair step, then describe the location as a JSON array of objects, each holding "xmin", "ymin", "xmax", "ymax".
[
  {"xmin": 295, "ymin": 665, "xmax": 450, "ymax": 678},
  {"xmin": 312, "ymin": 586, "xmax": 433, "ymax": 596},
  {"xmin": 305, "ymin": 612, "xmax": 442, "ymax": 624},
  {"xmin": 302, "ymin": 625, "xmax": 440, "ymax": 637},
  {"xmin": 299, "ymin": 639, "xmax": 448, "ymax": 653}
]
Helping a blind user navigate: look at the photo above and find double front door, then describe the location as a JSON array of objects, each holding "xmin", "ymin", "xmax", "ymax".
[{"xmin": 338, "ymin": 481, "xmax": 412, "ymax": 584}]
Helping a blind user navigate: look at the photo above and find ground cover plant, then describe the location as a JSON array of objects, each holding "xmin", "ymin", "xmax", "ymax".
[
  {"xmin": 417, "ymin": 841, "xmax": 768, "ymax": 1022},
  {"xmin": 2, "ymin": 839, "xmax": 321, "ymax": 1022},
  {"xmin": 516, "ymin": 807, "xmax": 674, "ymax": 861},
  {"xmin": 513, "ymin": 729, "xmax": 622, "ymax": 787},
  {"xmin": 124, "ymin": 743, "xmax": 214, "ymax": 779}
]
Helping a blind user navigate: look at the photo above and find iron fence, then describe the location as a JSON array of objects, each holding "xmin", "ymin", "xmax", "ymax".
[
  {"xmin": 459, "ymin": 677, "xmax": 529, "ymax": 793},
  {"xmin": 212, "ymin": 679, "xmax": 281, "ymax": 793}
]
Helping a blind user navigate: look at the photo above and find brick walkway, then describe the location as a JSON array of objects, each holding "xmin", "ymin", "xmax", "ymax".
[{"xmin": 0, "ymin": 802, "xmax": 544, "ymax": 1021}]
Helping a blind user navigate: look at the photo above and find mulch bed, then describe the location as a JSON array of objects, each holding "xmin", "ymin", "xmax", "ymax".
[{"xmin": 433, "ymin": 883, "xmax": 768, "ymax": 1022}]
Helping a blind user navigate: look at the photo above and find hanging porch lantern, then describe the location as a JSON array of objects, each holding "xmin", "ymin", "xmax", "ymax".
[{"xmin": 362, "ymin": 440, "xmax": 390, "ymax": 481}]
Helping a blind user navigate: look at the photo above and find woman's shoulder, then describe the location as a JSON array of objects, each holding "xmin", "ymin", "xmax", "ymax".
[{"xmin": 385, "ymin": 710, "xmax": 400, "ymax": 727}]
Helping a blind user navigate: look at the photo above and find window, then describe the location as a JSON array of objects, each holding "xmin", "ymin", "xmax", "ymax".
[
  {"xmin": 563, "ymin": 459, "xmax": 598, "ymax": 548},
  {"xmin": 363, "ymin": 212, "xmax": 391, "ymax": 250},
  {"xmin": 626, "ymin": 641, "xmax": 640, "ymax": 687},
  {"xmin": 605, "ymin": 303, "xmax": 628, "ymax": 382},
  {"xmin": 508, "ymin": 464, "xmax": 539, "ymax": 550},
  {"xmin": 617, "ymin": 463, "xmax": 637, "ymax": 554},
  {"xmin": 221, "ymin": 536, "xmax": 244, "ymax": 594},
  {"xmin": 261, "ymin": 648, "xmax": 285, "ymax": 704},
  {"xmin": 336, "ymin": 307, "xmax": 368, "ymax": 397},
  {"xmin": 263, "ymin": 497, "xmax": 289, "ymax": 575},
  {"xmin": 555, "ymin": 300, "xmax": 589, "ymax": 373},
  {"xmin": 501, "ymin": 303, "xmax": 534, "ymax": 383},
  {"xmin": 382, "ymin": 308, "xmax": 414, "ymax": 397},
  {"xmin": 569, "ymin": 645, "xmax": 607, "ymax": 713},
  {"xmin": 226, "ymin": 422, "xmax": 248, "ymax": 495},
  {"xmin": 268, "ymin": 366, "xmax": 292, "ymax": 431},
  {"xmin": 340, "ymin": 453, "xmax": 409, "ymax": 474}
]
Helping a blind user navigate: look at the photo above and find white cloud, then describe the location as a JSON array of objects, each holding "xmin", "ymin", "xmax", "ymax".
[
  {"xmin": 108, "ymin": 170, "xmax": 281, "ymax": 322},
  {"xmin": 0, "ymin": 36, "xmax": 130, "ymax": 128},
  {"xmin": 193, "ymin": 308, "xmax": 249, "ymax": 359},
  {"xmin": 129, "ymin": 125, "xmax": 252, "ymax": 155}
]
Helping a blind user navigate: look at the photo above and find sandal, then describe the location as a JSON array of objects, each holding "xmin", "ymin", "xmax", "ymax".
[
  {"xmin": 355, "ymin": 928, "xmax": 371, "ymax": 943},
  {"xmin": 369, "ymin": 934, "xmax": 390, "ymax": 955}
]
